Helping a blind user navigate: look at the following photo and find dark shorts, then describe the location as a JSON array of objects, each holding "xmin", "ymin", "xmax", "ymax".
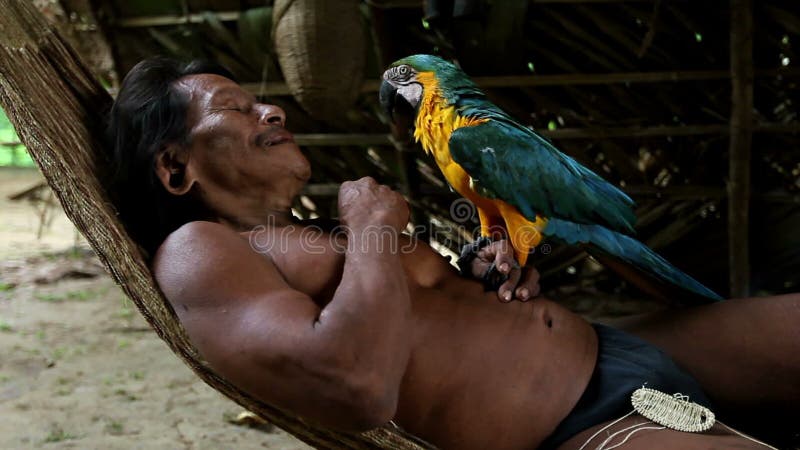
[{"xmin": 539, "ymin": 323, "xmax": 713, "ymax": 449}]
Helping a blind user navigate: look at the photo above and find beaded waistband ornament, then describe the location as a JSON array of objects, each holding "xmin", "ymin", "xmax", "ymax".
[
  {"xmin": 630, "ymin": 387, "xmax": 714, "ymax": 432},
  {"xmin": 577, "ymin": 386, "xmax": 778, "ymax": 450}
]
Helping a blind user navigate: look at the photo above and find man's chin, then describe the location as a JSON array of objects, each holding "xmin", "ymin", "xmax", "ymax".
[{"xmin": 294, "ymin": 163, "xmax": 312, "ymax": 182}]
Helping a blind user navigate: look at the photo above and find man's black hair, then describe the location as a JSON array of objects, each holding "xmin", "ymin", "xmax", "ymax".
[{"xmin": 105, "ymin": 56, "xmax": 235, "ymax": 258}]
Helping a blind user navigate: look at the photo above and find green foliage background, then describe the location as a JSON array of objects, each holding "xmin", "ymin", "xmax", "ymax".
[{"xmin": 0, "ymin": 108, "xmax": 35, "ymax": 167}]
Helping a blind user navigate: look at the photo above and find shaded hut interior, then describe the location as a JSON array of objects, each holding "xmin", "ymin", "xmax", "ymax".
[{"xmin": 29, "ymin": 0, "xmax": 800, "ymax": 302}]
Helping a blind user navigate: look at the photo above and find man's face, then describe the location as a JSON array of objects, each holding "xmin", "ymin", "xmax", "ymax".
[{"xmin": 174, "ymin": 74, "xmax": 311, "ymax": 217}]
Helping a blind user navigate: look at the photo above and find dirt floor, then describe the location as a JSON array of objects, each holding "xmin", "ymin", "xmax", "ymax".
[{"xmin": 0, "ymin": 168, "xmax": 309, "ymax": 449}]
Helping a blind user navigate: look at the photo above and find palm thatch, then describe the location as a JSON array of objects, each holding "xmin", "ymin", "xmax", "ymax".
[{"xmin": 0, "ymin": 0, "xmax": 432, "ymax": 448}]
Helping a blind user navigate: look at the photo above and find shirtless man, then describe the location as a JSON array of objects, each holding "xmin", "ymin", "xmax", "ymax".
[{"xmin": 106, "ymin": 57, "xmax": 800, "ymax": 449}]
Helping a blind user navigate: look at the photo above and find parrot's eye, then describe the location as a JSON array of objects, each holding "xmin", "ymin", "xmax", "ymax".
[{"xmin": 388, "ymin": 65, "xmax": 413, "ymax": 82}]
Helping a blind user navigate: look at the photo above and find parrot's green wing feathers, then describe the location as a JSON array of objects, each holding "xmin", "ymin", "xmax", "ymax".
[
  {"xmin": 448, "ymin": 118, "xmax": 723, "ymax": 302},
  {"xmin": 449, "ymin": 118, "xmax": 637, "ymax": 233}
]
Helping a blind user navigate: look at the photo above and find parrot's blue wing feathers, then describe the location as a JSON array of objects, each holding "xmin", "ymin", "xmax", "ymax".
[
  {"xmin": 545, "ymin": 218, "xmax": 723, "ymax": 302},
  {"xmin": 448, "ymin": 114, "xmax": 721, "ymax": 302},
  {"xmin": 448, "ymin": 117, "xmax": 637, "ymax": 234}
]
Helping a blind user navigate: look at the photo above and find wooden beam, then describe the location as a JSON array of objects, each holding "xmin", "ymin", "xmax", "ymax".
[
  {"xmin": 304, "ymin": 183, "xmax": 800, "ymax": 202},
  {"xmin": 241, "ymin": 68, "xmax": 800, "ymax": 97},
  {"xmin": 728, "ymin": 0, "xmax": 753, "ymax": 298},
  {"xmin": 294, "ymin": 134, "xmax": 392, "ymax": 146},
  {"xmin": 350, "ymin": 0, "xmax": 667, "ymax": 9},
  {"xmin": 111, "ymin": 0, "xmax": 673, "ymax": 26},
  {"xmin": 623, "ymin": 185, "xmax": 725, "ymax": 199},
  {"xmin": 531, "ymin": 0, "xmax": 666, "ymax": 3},
  {"xmin": 4, "ymin": 119, "xmax": 797, "ymax": 151},
  {"xmin": 291, "ymin": 122, "xmax": 798, "ymax": 147},
  {"xmin": 123, "ymin": 122, "xmax": 792, "ymax": 149},
  {"xmin": 113, "ymin": 11, "xmax": 242, "ymax": 28},
  {"xmin": 544, "ymin": 124, "xmax": 729, "ymax": 139}
]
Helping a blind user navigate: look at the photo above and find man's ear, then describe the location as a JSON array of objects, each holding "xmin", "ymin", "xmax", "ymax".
[{"xmin": 155, "ymin": 143, "xmax": 195, "ymax": 196}]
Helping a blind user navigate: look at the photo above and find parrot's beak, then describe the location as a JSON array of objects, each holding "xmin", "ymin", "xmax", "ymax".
[
  {"xmin": 379, "ymin": 79, "xmax": 416, "ymax": 136},
  {"xmin": 379, "ymin": 79, "xmax": 399, "ymax": 121}
]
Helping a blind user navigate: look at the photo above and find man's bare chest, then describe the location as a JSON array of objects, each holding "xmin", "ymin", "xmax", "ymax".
[{"xmin": 246, "ymin": 225, "xmax": 346, "ymax": 303}]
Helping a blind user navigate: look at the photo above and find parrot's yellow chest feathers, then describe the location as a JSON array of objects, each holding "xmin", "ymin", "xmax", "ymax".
[
  {"xmin": 411, "ymin": 72, "xmax": 546, "ymax": 266},
  {"xmin": 412, "ymin": 73, "xmax": 487, "ymax": 194}
]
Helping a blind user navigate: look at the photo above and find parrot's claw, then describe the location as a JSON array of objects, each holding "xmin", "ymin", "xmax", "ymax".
[
  {"xmin": 456, "ymin": 237, "xmax": 515, "ymax": 292},
  {"xmin": 482, "ymin": 262, "xmax": 510, "ymax": 292}
]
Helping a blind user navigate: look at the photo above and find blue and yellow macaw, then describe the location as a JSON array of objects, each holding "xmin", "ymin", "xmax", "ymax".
[{"xmin": 380, "ymin": 54, "xmax": 721, "ymax": 302}]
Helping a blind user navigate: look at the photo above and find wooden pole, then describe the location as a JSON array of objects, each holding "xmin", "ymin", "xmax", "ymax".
[
  {"xmin": 391, "ymin": 135, "xmax": 431, "ymax": 243},
  {"xmin": 288, "ymin": 122, "xmax": 796, "ymax": 147},
  {"xmin": 304, "ymin": 183, "xmax": 800, "ymax": 203},
  {"xmin": 728, "ymin": 0, "xmax": 753, "ymax": 298},
  {"xmin": 4, "ymin": 120, "xmax": 797, "ymax": 150},
  {"xmin": 114, "ymin": 11, "xmax": 242, "ymax": 27},
  {"xmin": 110, "ymin": 0, "xmax": 675, "ymax": 26},
  {"xmin": 236, "ymin": 68, "xmax": 800, "ymax": 97}
]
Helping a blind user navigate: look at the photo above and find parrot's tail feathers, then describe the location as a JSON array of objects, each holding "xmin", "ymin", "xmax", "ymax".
[
  {"xmin": 545, "ymin": 219, "xmax": 723, "ymax": 303},
  {"xmin": 583, "ymin": 176, "xmax": 637, "ymax": 234}
]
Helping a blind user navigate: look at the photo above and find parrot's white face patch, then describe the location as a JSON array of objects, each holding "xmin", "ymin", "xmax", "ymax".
[{"xmin": 397, "ymin": 83, "xmax": 423, "ymax": 108}]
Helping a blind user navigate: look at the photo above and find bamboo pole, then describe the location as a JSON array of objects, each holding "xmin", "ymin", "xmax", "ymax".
[
  {"xmin": 236, "ymin": 68, "xmax": 800, "ymax": 97},
  {"xmin": 289, "ymin": 122, "xmax": 797, "ymax": 147},
  {"xmin": 111, "ymin": 0, "xmax": 672, "ymax": 26},
  {"xmin": 372, "ymin": 0, "xmax": 431, "ymax": 243},
  {"xmin": 305, "ymin": 183, "xmax": 800, "ymax": 202},
  {"xmin": 102, "ymin": 68, "xmax": 800, "ymax": 97},
  {"xmin": 114, "ymin": 11, "xmax": 242, "ymax": 27},
  {"xmin": 4, "ymin": 119, "xmax": 797, "ymax": 151},
  {"xmin": 728, "ymin": 0, "xmax": 753, "ymax": 298}
]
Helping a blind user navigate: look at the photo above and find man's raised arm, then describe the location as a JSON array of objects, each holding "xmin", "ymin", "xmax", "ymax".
[{"xmin": 152, "ymin": 177, "xmax": 412, "ymax": 431}]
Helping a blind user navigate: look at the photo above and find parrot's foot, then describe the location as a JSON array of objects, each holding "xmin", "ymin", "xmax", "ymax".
[
  {"xmin": 456, "ymin": 236, "xmax": 494, "ymax": 276},
  {"xmin": 456, "ymin": 236, "xmax": 521, "ymax": 292},
  {"xmin": 482, "ymin": 260, "xmax": 520, "ymax": 292},
  {"xmin": 482, "ymin": 261, "xmax": 508, "ymax": 292}
]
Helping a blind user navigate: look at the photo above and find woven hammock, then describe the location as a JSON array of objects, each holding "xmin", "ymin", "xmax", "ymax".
[{"xmin": 0, "ymin": 1, "xmax": 432, "ymax": 448}]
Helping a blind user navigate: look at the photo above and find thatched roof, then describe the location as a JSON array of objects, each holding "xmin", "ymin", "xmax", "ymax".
[{"xmin": 42, "ymin": 0, "xmax": 800, "ymax": 297}]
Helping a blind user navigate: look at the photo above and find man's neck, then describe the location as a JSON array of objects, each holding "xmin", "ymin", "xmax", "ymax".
[
  {"xmin": 208, "ymin": 185, "xmax": 302, "ymax": 231},
  {"xmin": 219, "ymin": 208, "xmax": 297, "ymax": 231}
]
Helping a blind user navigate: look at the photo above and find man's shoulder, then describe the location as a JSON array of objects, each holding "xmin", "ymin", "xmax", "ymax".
[
  {"xmin": 159, "ymin": 220, "xmax": 239, "ymax": 248},
  {"xmin": 152, "ymin": 221, "xmax": 272, "ymax": 300},
  {"xmin": 154, "ymin": 220, "xmax": 255, "ymax": 261}
]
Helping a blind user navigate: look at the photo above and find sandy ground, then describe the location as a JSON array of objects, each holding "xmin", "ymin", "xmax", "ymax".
[
  {"xmin": 0, "ymin": 168, "xmax": 85, "ymax": 260},
  {"xmin": 0, "ymin": 168, "xmax": 309, "ymax": 449}
]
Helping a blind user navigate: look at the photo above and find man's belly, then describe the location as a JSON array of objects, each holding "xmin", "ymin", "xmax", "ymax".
[{"xmin": 394, "ymin": 285, "xmax": 598, "ymax": 450}]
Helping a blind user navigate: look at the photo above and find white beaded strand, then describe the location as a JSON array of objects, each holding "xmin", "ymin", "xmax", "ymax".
[
  {"xmin": 630, "ymin": 387, "xmax": 715, "ymax": 432},
  {"xmin": 576, "ymin": 387, "xmax": 780, "ymax": 449}
]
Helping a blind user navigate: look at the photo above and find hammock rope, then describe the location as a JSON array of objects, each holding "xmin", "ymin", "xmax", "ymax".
[{"xmin": 0, "ymin": 1, "xmax": 433, "ymax": 448}]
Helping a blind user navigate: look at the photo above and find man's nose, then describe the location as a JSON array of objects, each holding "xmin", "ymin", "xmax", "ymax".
[{"xmin": 257, "ymin": 104, "xmax": 286, "ymax": 126}]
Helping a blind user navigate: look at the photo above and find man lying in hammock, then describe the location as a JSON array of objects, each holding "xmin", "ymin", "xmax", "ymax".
[{"xmin": 106, "ymin": 57, "xmax": 799, "ymax": 450}]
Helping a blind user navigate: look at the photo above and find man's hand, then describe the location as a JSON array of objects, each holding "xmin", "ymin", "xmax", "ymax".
[
  {"xmin": 338, "ymin": 177, "xmax": 409, "ymax": 232},
  {"xmin": 470, "ymin": 240, "xmax": 541, "ymax": 302}
]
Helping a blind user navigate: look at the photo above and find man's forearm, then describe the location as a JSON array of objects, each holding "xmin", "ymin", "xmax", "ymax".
[{"xmin": 313, "ymin": 229, "xmax": 412, "ymax": 401}]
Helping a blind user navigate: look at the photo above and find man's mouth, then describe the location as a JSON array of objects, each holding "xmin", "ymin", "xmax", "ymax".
[{"xmin": 256, "ymin": 129, "xmax": 294, "ymax": 148}]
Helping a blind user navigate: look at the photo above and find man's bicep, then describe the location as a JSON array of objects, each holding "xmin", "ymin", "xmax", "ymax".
[
  {"xmin": 153, "ymin": 222, "xmax": 369, "ymax": 427},
  {"xmin": 155, "ymin": 221, "xmax": 314, "ymax": 308},
  {"xmin": 153, "ymin": 221, "xmax": 322, "ymax": 346}
]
